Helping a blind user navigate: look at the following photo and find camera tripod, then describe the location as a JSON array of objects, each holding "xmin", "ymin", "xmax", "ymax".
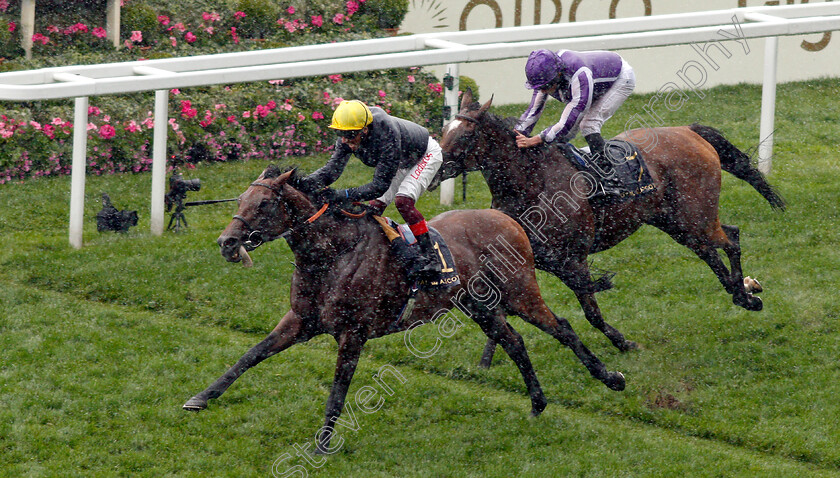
[
  {"xmin": 166, "ymin": 195, "xmax": 237, "ymax": 232},
  {"xmin": 166, "ymin": 195, "xmax": 189, "ymax": 232}
]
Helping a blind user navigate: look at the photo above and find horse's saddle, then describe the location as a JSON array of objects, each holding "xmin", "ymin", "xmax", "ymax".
[
  {"xmin": 558, "ymin": 140, "xmax": 656, "ymax": 204},
  {"xmin": 383, "ymin": 218, "xmax": 461, "ymax": 290}
]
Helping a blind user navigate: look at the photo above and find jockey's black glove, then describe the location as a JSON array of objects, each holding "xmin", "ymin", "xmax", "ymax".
[
  {"xmin": 291, "ymin": 175, "xmax": 319, "ymax": 195},
  {"xmin": 317, "ymin": 187, "xmax": 352, "ymax": 206}
]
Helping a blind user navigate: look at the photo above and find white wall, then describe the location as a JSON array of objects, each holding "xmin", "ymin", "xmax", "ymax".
[{"xmin": 401, "ymin": 0, "xmax": 840, "ymax": 104}]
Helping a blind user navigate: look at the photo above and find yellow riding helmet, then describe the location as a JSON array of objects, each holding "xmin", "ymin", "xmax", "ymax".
[{"xmin": 329, "ymin": 100, "xmax": 373, "ymax": 131}]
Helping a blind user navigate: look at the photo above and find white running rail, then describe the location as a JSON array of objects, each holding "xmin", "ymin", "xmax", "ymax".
[{"xmin": 1, "ymin": 3, "xmax": 838, "ymax": 247}]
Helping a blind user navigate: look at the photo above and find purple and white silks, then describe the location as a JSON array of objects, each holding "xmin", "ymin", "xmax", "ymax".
[{"xmin": 516, "ymin": 50, "xmax": 629, "ymax": 143}]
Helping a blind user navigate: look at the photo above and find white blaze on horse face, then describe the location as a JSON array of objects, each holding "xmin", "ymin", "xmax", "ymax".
[{"xmin": 444, "ymin": 119, "xmax": 463, "ymax": 137}]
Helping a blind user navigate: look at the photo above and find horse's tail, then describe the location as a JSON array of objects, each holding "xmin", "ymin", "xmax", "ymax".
[{"xmin": 689, "ymin": 123, "xmax": 786, "ymax": 211}]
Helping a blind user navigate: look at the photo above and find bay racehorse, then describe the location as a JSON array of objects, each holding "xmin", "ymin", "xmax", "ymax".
[
  {"xmin": 183, "ymin": 165, "xmax": 625, "ymax": 452},
  {"xmin": 439, "ymin": 90, "xmax": 785, "ymax": 361}
]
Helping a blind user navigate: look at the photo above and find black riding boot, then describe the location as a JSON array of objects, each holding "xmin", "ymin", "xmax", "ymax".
[
  {"xmin": 414, "ymin": 232, "xmax": 442, "ymax": 282},
  {"xmin": 389, "ymin": 234, "xmax": 440, "ymax": 285},
  {"xmin": 584, "ymin": 133, "xmax": 622, "ymax": 190}
]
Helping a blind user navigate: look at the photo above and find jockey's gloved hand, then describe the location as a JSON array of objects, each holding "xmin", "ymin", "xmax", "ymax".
[
  {"xmin": 292, "ymin": 175, "xmax": 318, "ymax": 195},
  {"xmin": 317, "ymin": 187, "xmax": 352, "ymax": 206}
]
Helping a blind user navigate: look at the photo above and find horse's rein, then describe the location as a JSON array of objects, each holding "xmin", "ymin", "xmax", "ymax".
[
  {"xmin": 455, "ymin": 113, "xmax": 517, "ymax": 140},
  {"xmin": 233, "ymin": 181, "xmax": 328, "ymax": 251},
  {"xmin": 454, "ymin": 114, "xmax": 479, "ymax": 124}
]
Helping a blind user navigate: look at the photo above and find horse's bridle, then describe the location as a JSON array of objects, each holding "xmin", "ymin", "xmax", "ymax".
[
  {"xmin": 441, "ymin": 113, "xmax": 482, "ymax": 176},
  {"xmin": 232, "ymin": 181, "xmax": 327, "ymax": 251},
  {"xmin": 454, "ymin": 113, "xmax": 479, "ymax": 124}
]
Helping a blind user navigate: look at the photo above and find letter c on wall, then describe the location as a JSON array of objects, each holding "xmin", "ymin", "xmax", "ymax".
[
  {"xmin": 570, "ymin": 0, "xmax": 652, "ymax": 22},
  {"xmin": 460, "ymin": 0, "xmax": 503, "ymax": 30}
]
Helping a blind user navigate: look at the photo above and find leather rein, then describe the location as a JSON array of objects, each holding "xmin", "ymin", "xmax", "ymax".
[
  {"xmin": 231, "ymin": 181, "xmax": 368, "ymax": 274},
  {"xmin": 232, "ymin": 181, "xmax": 328, "ymax": 251},
  {"xmin": 454, "ymin": 114, "xmax": 479, "ymax": 124}
]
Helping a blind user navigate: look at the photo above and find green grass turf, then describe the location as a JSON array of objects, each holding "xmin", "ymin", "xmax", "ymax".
[{"xmin": 1, "ymin": 78, "xmax": 839, "ymax": 476}]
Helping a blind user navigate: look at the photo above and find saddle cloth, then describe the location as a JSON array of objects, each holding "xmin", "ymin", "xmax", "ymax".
[
  {"xmin": 559, "ymin": 140, "xmax": 656, "ymax": 203},
  {"xmin": 384, "ymin": 217, "xmax": 461, "ymax": 291}
]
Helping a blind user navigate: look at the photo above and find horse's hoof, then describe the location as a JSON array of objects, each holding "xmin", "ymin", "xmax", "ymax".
[
  {"xmin": 530, "ymin": 396, "xmax": 548, "ymax": 417},
  {"xmin": 182, "ymin": 396, "xmax": 208, "ymax": 411},
  {"xmin": 618, "ymin": 340, "xmax": 638, "ymax": 352},
  {"xmin": 735, "ymin": 294, "xmax": 763, "ymax": 312},
  {"xmin": 744, "ymin": 276, "xmax": 763, "ymax": 294},
  {"xmin": 605, "ymin": 371, "xmax": 626, "ymax": 391}
]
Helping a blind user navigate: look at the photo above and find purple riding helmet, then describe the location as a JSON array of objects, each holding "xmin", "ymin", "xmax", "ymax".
[{"xmin": 524, "ymin": 49, "xmax": 560, "ymax": 90}]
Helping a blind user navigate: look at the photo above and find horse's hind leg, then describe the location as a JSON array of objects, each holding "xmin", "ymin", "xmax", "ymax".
[
  {"xmin": 478, "ymin": 323, "xmax": 522, "ymax": 368},
  {"xmin": 473, "ymin": 309, "xmax": 547, "ymax": 416},
  {"xmin": 183, "ymin": 310, "xmax": 310, "ymax": 411},
  {"xmin": 478, "ymin": 337, "xmax": 497, "ymax": 368},
  {"xmin": 689, "ymin": 236, "xmax": 762, "ymax": 312},
  {"xmin": 316, "ymin": 329, "xmax": 365, "ymax": 454},
  {"xmin": 721, "ymin": 224, "xmax": 763, "ymax": 311},
  {"xmin": 659, "ymin": 218, "xmax": 763, "ymax": 311}
]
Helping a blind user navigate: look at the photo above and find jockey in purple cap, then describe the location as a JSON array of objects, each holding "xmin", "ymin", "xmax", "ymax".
[{"xmin": 514, "ymin": 49, "xmax": 636, "ymax": 189}]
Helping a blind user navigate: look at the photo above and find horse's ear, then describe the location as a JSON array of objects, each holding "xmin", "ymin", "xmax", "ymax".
[
  {"xmin": 460, "ymin": 88, "xmax": 474, "ymax": 112},
  {"xmin": 477, "ymin": 94, "xmax": 494, "ymax": 117},
  {"xmin": 275, "ymin": 168, "xmax": 297, "ymax": 186}
]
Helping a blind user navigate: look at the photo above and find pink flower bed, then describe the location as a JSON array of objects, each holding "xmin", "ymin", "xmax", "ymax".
[{"xmin": 0, "ymin": 0, "xmax": 450, "ymax": 185}]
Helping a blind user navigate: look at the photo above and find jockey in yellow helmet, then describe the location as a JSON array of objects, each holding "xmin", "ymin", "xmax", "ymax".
[{"xmin": 297, "ymin": 100, "xmax": 443, "ymax": 282}]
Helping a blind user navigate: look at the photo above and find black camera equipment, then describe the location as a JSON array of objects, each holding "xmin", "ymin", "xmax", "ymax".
[
  {"xmin": 97, "ymin": 192, "xmax": 138, "ymax": 233},
  {"xmin": 165, "ymin": 173, "xmax": 201, "ymax": 231},
  {"xmin": 165, "ymin": 173, "xmax": 236, "ymax": 231}
]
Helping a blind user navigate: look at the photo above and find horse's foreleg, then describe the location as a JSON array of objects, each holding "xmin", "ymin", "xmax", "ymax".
[
  {"xmin": 315, "ymin": 329, "xmax": 365, "ymax": 455},
  {"xmin": 474, "ymin": 310, "xmax": 547, "ymax": 416},
  {"xmin": 511, "ymin": 294, "xmax": 626, "ymax": 391},
  {"xmin": 575, "ymin": 292, "xmax": 637, "ymax": 351},
  {"xmin": 552, "ymin": 259, "xmax": 636, "ymax": 351},
  {"xmin": 549, "ymin": 313, "xmax": 626, "ymax": 391},
  {"xmin": 183, "ymin": 310, "xmax": 310, "ymax": 411}
]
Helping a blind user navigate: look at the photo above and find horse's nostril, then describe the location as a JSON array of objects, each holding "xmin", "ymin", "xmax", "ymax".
[{"xmin": 220, "ymin": 236, "xmax": 238, "ymax": 249}]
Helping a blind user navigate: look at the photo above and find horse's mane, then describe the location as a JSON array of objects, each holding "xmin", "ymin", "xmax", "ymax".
[
  {"xmin": 461, "ymin": 102, "xmax": 553, "ymax": 164},
  {"xmin": 262, "ymin": 162, "xmax": 375, "ymax": 224}
]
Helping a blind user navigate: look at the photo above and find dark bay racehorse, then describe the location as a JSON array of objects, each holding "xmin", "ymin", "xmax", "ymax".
[
  {"xmin": 440, "ymin": 90, "xmax": 785, "ymax": 359},
  {"xmin": 183, "ymin": 165, "xmax": 625, "ymax": 452}
]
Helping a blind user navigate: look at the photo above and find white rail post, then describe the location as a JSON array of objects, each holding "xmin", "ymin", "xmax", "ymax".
[
  {"xmin": 21, "ymin": 0, "xmax": 35, "ymax": 60},
  {"xmin": 69, "ymin": 97, "xmax": 89, "ymax": 249},
  {"xmin": 150, "ymin": 89, "xmax": 169, "ymax": 235},
  {"xmin": 440, "ymin": 63, "xmax": 459, "ymax": 206},
  {"xmin": 106, "ymin": 0, "xmax": 121, "ymax": 49},
  {"xmin": 758, "ymin": 36, "xmax": 778, "ymax": 174}
]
